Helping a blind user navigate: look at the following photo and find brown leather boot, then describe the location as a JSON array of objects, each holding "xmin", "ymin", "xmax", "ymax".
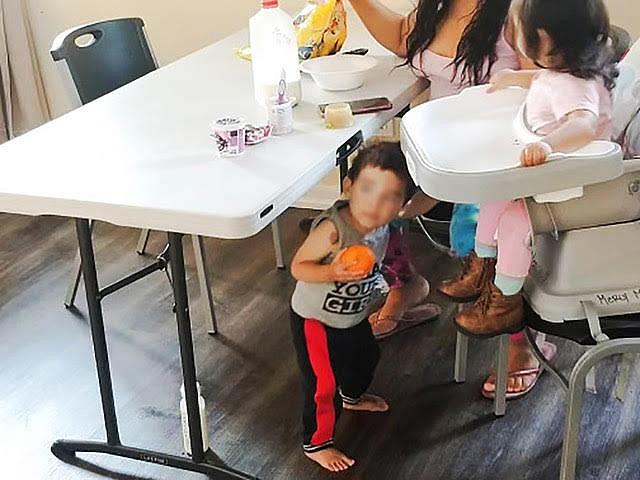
[
  {"xmin": 438, "ymin": 252, "xmax": 496, "ymax": 303},
  {"xmin": 454, "ymin": 281, "xmax": 524, "ymax": 338}
]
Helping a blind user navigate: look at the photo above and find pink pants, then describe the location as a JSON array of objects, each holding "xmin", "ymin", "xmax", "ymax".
[{"xmin": 475, "ymin": 199, "xmax": 533, "ymax": 279}]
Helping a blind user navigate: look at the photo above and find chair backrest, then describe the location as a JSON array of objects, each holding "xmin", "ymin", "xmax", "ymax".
[
  {"xmin": 612, "ymin": 38, "xmax": 640, "ymax": 143},
  {"xmin": 610, "ymin": 25, "xmax": 632, "ymax": 63},
  {"xmin": 50, "ymin": 18, "xmax": 157, "ymax": 104}
]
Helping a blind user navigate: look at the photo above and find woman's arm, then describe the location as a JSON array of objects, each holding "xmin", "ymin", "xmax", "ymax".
[
  {"xmin": 488, "ymin": 69, "xmax": 538, "ymax": 92},
  {"xmin": 348, "ymin": 0, "xmax": 415, "ymax": 57},
  {"xmin": 291, "ymin": 220, "xmax": 368, "ymax": 283}
]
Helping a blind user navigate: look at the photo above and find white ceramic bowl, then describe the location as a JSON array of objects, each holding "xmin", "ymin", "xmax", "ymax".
[{"xmin": 300, "ymin": 55, "xmax": 378, "ymax": 91}]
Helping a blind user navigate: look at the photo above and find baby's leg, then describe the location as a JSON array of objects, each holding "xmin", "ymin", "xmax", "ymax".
[
  {"xmin": 495, "ymin": 199, "xmax": 533, "ymax": 295},
  {"xmin": 475, "ymin": 200, "xmax": 512, "ymax": 258},
  {"xmin": 290, "ymin": 312, "xmax": 355, "ymax": 471},
  {"xmin": 332, "ymin": 321, "xmax": 389, "ymax": 412}
]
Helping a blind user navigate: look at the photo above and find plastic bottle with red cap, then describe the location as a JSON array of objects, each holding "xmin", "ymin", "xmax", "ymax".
[{"xmin": 250, "ymin": 0, "xmax": 302, "ymax": 106}]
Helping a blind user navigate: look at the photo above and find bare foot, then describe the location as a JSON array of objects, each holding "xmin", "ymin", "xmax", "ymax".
[
  {"xmin": 305, "ymin": 448, "xmax": 355, "ymax": 472},
  {"xmin": 343, "ymin": 394, "xmax": 389, "ymax": 412},
  {"xmin": 483, "ymin": 335, "xmax": 557, "ymax": 397}
]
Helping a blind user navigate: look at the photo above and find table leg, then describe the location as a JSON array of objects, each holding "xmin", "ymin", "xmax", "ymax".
[
  {"xmin": 64, "ymin": 219, "xmax": 95, "ymax": 308},
  {"xmin": 168, "ymin": 232, "xmax": 205, "ymax": 462},
  {"xmin": 192, "ymin": 235, "xmax": 219, "ymax": 335},
  {"xmin": 136, "ymin": 229, "xmax": 151, "ymax": 255},
  {"xmin": 51, "ymin": 219, "xmax": 256, "ymax": 479},
  {"xmin": 270, "ymin": 219, "xmax": 286, "ymax": 270}
]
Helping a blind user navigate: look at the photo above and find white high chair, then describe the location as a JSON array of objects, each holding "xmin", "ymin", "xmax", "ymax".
[{"xmin": 400, "ymin": 38, "xmax": 640, "ymax": 480}]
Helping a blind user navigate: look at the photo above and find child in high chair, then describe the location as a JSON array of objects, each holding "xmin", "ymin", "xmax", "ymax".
[
  {"xmin": 289, "ymin": 142, "xmax": 415, "ymax": 472},
  {"xmin": 455, "ymin": 0, "xmax": 618, "ymax": 338}
]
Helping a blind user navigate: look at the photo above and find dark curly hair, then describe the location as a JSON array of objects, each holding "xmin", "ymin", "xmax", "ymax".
[
  {"xmin": 348, "ymin": 142, "xmax": 417, "ymax": 202},
  {"xmin": 519, "ymin": 0, "xmax": 618, "ymax": 90},
  {"xmin": 403, "ymin": 0, "xmax": 512, "ymax": 87}
]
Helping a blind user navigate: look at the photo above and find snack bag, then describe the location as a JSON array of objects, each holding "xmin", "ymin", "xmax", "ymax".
[{"xmin": 294, "ymin": 0, "xmax": 347, "ymax": 61}]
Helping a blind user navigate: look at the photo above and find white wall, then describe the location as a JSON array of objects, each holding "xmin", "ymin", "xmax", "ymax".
[
  {"xmin": 608, "ymin": 0, "xmax": 640, "ymax": 40},
  {"xmin": 26, "ymin": 0, "xmax": 307, "ymax": 117},
  {"xmin": 26, "ymin": 0, "xmax": 639, "ymax": 118}
]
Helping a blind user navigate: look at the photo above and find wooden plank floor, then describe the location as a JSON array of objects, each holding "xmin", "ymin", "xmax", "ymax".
[{"xmin": 1, "ymin": 209, "xmax": 639, "ymax": 480}]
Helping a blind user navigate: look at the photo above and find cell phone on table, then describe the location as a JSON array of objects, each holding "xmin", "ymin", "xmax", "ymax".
[{"xmin": 319, "ymin": 97, "xmax": 393, "ymax": 116}]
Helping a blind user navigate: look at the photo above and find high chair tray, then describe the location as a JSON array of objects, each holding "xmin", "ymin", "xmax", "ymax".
[{"xmin": 400, "ymin": 85, "xmax": 623, "ymax": 204}]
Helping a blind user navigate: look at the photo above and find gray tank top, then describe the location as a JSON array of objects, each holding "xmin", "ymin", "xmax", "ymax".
[{"xmin": 291, "ymin": 200, "xmax": 390, "ymax": 329}]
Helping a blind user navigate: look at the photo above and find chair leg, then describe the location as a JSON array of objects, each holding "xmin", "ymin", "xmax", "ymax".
[
  {"xmin": 525, "ymin": 328, "xmax": 569, "ymax": 391},
  {"xmin": 560, "ymin": 339, "xmax": 640, "ymax": 480},
  {"xmin": 191, "ymin": 235, "xmax": 218, "ymax": 335},
  {"xmin": 136, "ymin": 229, "xmax": 151, "ymax": 255},
  {"xmin": 614, "ymin": 353, "xmax": 635, "ymax": 402},
  {"xmin": 64, "ymin": 258, "xmax": 83, "ymax": 308},
  {"xmin": 585, "ymin": 366, "xmax": 597, "ymax": 394},
  {"xmin": 454, "ymin": 304, "xmax": 469, "ymax": 383},
  {"xmin": 494, "ymin": 334, "xmax": 510, "ymax": 417},
  {"xmin": 560, "ymin": 359, "xmax": 589, "ymax": 480},
  {"xmin": 271, "ymin": 219, "xmax": 285, "ymax": 270},
  {"xmin": 64, "ymin": 220, "xmax": 95, "ymax": 308},
  {"xmin": 454, "ymin": 331, "xmax": 469, "ymax": 383}
]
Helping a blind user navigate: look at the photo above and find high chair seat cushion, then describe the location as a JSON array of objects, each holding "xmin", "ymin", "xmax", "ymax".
[
  {"xmin": 401, "ymin": 85, "xmax": 623, "ymax": 204},
  {"xmin": 526, "ymin": 160, "xmax": 640, "ymax": 235}
]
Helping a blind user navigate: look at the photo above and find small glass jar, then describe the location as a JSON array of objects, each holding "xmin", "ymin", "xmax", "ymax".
[{"xmin": 324, "ymin": 103, "xmax": 354, "ymax": 129}]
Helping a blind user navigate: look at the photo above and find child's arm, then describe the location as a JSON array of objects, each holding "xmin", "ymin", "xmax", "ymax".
[
  {"xmin": 521, "ymin": 110, "xmax": 599, "ymax": 167},
  {"xmin": 488, "ymin": 69, "xmax": 538, "ymax": 92},
  {"xmin": 291, "ymin": 220, "xmax": 369, "ymax": 283}
]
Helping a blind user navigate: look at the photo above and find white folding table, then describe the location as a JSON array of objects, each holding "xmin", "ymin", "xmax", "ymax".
[{"xmin": 0, "ymin": 9, "xmax": 424, "ymax": 479}]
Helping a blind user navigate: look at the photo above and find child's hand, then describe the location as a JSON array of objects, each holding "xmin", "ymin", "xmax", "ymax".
[
  {"xmin": 487, "ymin": 69, "xmax": 517, "ymax": 93},
  {"xmin": 521, "ymin": 141, "xmax": 552, "ymax": 167},
  {"xmin": 328, "ymin": 249, "xmax": 370, "ymax": 283}
]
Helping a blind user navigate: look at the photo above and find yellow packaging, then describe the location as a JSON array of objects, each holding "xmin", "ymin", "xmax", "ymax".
[{"xmin": 293, "ymin": 0, "xmax": 347, "ymax": 61}]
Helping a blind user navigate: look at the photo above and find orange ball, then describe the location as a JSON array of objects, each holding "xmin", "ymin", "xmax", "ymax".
[{"xmin": 340, "ymin": 245, "xmax": 376, "ymax": 274}]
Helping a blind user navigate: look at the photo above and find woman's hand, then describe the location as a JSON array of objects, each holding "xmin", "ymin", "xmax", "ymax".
[
  {"xmin": 328, "ymin": 249, "xmax": 370, "ymax": 283},
  {"xmin": 520, "ymin": 141, "xmax": 552, "ymax": 167}
]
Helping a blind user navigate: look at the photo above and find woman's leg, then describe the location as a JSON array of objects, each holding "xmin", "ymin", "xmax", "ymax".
[
  {"xmin": 449, "ymin": 203, "xmax": 480, "ymax": 257},
  {"xmin": 483, "ymin": 331, "xmax": 557, "ymax": 398},
  {"xmin": 369, "ymin": 227, "xmax": 439, "ymax": 337}
]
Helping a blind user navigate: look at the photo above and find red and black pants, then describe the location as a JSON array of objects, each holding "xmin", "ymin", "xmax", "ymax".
[{"xmin": 290, "ymin": 308, "xmax": 380, "ymax": 453}]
